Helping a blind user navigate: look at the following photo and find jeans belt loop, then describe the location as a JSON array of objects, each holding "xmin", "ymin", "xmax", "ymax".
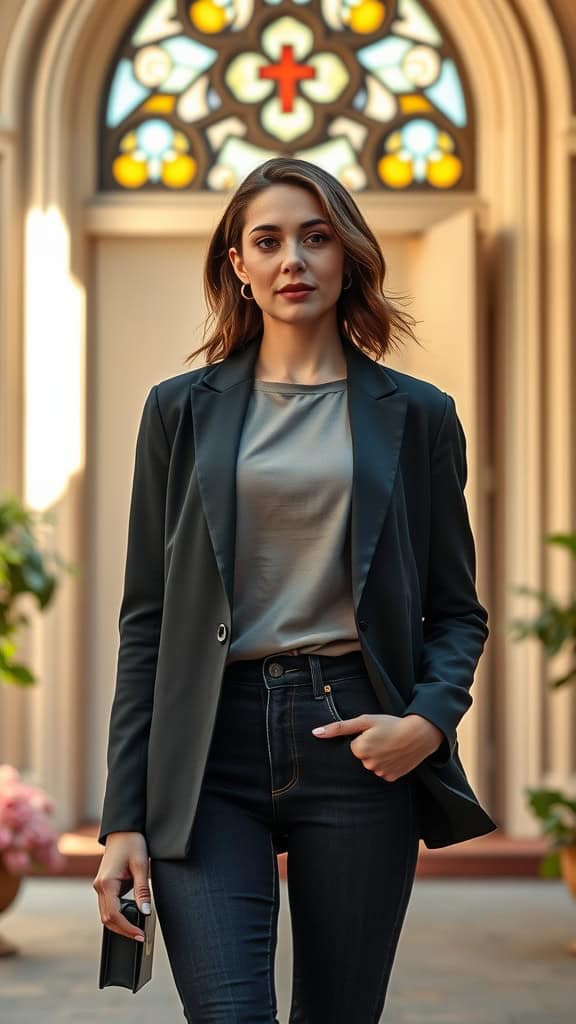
[{"xmin": 308, "ymin": 654, "xmax": 325, "ymax": 699}]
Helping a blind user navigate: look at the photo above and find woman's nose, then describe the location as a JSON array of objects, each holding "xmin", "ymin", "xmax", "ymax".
[
  {"xmin": 281, "ymin": 245, "xmax": 305, "ymax": 271},
  {"xmin": 278, "ymin": 237, "xmax": 305, "ymax": 266}
]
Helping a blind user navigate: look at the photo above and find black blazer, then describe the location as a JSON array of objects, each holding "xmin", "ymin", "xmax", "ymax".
[{"xmin": 98, "ymin": 332, "xmax": 498, "ymax": 855}]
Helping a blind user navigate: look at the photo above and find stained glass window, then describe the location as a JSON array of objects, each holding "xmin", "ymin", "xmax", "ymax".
[{"xmin": 99, "ymin": 0, "xmax": 474, "ymax": 191}]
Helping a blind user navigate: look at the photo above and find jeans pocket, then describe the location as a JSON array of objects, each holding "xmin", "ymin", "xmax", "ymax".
[{"xmin": 322, "ymin": 673, "xmax": 379, "ymax": 724}]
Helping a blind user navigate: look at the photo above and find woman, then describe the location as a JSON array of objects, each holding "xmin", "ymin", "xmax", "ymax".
[{"xmin": 93, "ymin": 157, "xmax": 497, "ymax": 1023}]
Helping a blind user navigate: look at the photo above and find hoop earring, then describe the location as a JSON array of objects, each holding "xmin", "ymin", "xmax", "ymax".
[
  {"xmin": 241, "ymin": 282, "xmax": 254, "ymax": 300},
  {"xmin": 342, "ymin": 272, "xmax": 352, "ymax": 291}
]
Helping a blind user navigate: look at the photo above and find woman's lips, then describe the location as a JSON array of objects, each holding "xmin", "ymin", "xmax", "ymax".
[{"xmin": 278, "ymin": 288, "xmax": 315, "ymax": 299}]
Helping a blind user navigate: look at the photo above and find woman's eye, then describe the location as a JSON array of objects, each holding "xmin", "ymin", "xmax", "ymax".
[{"xmin": 255, "ymin": 233, "xmax": 330, "ymax": 249}]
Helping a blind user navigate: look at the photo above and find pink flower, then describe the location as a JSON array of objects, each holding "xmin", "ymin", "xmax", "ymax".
[
  {"xmin": 25, "ymin": 820, "xmax": 52, "ymax": 845},
  {"xmin": 0, "ymin": 764, "xmax": 63, "ymax": 876},
  {"xmin": 3, "ymin": 848, "xmax": 31, "ymax": 873}
]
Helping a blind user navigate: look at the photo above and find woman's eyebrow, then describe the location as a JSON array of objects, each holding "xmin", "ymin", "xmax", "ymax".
[{"xmin": 248, "ymin": 218, "xmax": 330, "ymax": 235}]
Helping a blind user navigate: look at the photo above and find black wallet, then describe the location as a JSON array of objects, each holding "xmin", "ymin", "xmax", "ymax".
[{"xmin": 98, "ymin": 897, "xmax": 157, "ymax": 993}]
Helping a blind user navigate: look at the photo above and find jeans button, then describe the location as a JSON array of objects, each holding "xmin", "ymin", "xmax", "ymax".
[
  {"xmin": 216, "ymin": 623, "xmax": 228, "ymax": 643},
  {"xmin": 358, "ymin": 618, "xmax": 368, "ymax": 632},
  {"xmin": 268, "ymin": 662, "xmax": 285, "ymax": 678}
]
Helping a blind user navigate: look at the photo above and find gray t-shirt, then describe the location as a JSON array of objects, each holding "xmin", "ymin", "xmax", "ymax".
[{"xmin": 226, "ymin": 377, "xmax": 362, "ymax": 663}]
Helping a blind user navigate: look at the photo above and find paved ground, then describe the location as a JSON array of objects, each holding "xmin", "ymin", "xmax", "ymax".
[{"xmin": 0, "ymin": 877, "xmax": 575, "ymax": 1022}]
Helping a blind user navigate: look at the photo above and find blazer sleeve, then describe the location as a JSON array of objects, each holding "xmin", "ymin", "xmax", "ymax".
[
  {"xmin": 97, "ymin": 385, "xmax": 170, "ymax": 846},
  {"xmin": 401, "ymin": 392, "xmax": 489, "ymax": 766}
]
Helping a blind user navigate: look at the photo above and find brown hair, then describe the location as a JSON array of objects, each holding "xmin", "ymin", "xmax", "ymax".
[{"xmin": 185, "ymin": 157, "xmax": 420, "ymax": 366}]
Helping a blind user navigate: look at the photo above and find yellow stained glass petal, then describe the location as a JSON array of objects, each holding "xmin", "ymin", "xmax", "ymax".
[
  {"xmin": 189, "ymin": 0, "xmax": 230, "ymax": 33},
  {"xmin": 261, "ymin": 16, "xmax": 314, "ymax": 61},
  {"xmin": 207, "ymin": 136, "xmax": 281, "ymax": 190},
  {"xmin": 132, "ymin": 0, "xmax": 182, "ymax": 46},
  {"xmin": 207, "ymin": 164, "xmax": 237, "ymax": 190},
  {"xmin": 143, "ymin": 95, "xmax": 177, "ymax": 113},
  {"xmin": 378, "ymin": 153, "xmax": 413, "ymax": 187},
  {"xmin": 328, "ymin": 116, "xmax": 368, "ymax": 151},
  {"xmin": 426, "ymin": 153, "xmax": 462, "ymax": 188},
  {"xmin": 161, "ymin": 154, "xmax": 197, "ymax": 186},
  {"xmin": 364, "ymin": 75, "xmax": 396, "ymax": 122},
  {"xmin": 437, "ymin": 131, "xmax": 454, "ymax": 151},
  {"xmin": 321, "ymin": 0, "xmax": 345, "ymax": 31},
  {"xmin": 134, "ymin": 45, "xmax": 173, "ymax": 88},
  {"xmin": 295, "ymin": 134, "xmax": 355, "ymax": 177},
  {"xmin": 261, "ymin": 95, "xmax": 313, "ymax": 141},
  {"xmin": 399, "ymin": 94, "xmax": 432, "ymax": 114},
  {"xmin": 402, "ymin": 45, "xmax": 440, "ymax": 88},
  {"xmin": 206, "ymin": 115, "xmax": 247, "ymax": 150},
  {"xmin": 228, "ymin": 0, "xmax": 256, "ymax": 33},
  {"xmin": 345, "ymin": 1, "xmax": 386, "ymax": 35},
  {"xmin": 120, "ymin": 131, "xmax": 138, "ymax": 152},
  {"xmin": 295, "ymin": 137, "xmax": 366, "ymax": 189},
  {"xmin": 177, "ymin": 75, "xmax": 211, "ymax": 121},
  {"xmin": 173, "ymin": 131, "xmax": 190, "ymax": 151},
  {"xmin": 391, "ymin": 0, "xmax": 441, "ymax": 46},
  {"xmin": 113, "ymin": 153, "xmax": 149, "ymax": 188},
  {"xmin": 300, "ymin": 53, "xmax": 349, "ymax": 103},
  {"xmin": 225, "ymin": 53, "xmax": 274, "ymax": 103},
  {"xmin": 385, "ymin": 130, "xmax": 402, "ymax": 151}
]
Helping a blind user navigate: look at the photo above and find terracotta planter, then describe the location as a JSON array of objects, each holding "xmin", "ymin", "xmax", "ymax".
[
  {"xmin": 560, "ymin": 846, "xmax": 576, "ymax": 899},
  {"xmin": 0, "ymin": 861, "xmax": 23, "ymax": 957}
]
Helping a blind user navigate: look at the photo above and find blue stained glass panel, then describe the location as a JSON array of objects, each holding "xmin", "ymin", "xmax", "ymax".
[
  {"xmin": 162, "ymin": 35, "xmax": 218, "ymax": 71},
  {"xmin": 424, "ymin": 58, "xmax": 467, "ymax": 127},
  {"xmin": 106, "ymin": 59, "xmax": 149, "ymax": 128}
]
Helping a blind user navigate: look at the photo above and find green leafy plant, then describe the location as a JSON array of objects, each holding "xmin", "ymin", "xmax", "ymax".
[
  {"xmin": 509, "ymin": 532, "xmax": 576, "ymax": 879},
  {"xmin": 509, "ymin": 532, "xmax": 576, "ymax": 689},
  {"xmin": 0, "ymin": 494, "xmax": 78, "ymax": 686},
  {"xmin": 525, "ymin": 789, "xmax": 576, "ymax": 877}
]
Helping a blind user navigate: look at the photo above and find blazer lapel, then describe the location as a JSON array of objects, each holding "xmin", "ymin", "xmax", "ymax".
[
  {"xmin": 345, "ymin": 340, "xmax": 408, "ymax": 608},
  {"xmin": 189, "ymin": 333, "xmax": 408, "ymax": 615},
  {"xmin": 190, "ymin": 339, "xmax": 259, "ymax": 612}
]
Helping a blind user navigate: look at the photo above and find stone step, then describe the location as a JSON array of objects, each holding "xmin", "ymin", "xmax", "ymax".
[{"xmin": 30, "ymin": 825, "xmax": 554, "ymax": 881}]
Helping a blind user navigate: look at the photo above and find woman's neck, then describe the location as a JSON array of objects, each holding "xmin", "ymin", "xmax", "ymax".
[{"xmin": 254, "ymin": 330, "xmax": 347, "ymax": 385}]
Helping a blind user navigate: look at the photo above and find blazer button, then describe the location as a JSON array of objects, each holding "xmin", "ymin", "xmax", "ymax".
[
  {"xmin": 358, "ymin": 619, "xmax": 368, "ymax": 632},
  {"xmin": 216, "ymin": 623, "xmax": 228, "ymax": 643}
]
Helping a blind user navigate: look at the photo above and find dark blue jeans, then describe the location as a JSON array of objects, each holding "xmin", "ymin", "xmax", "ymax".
[{"xmin": 150, "ymin": 650, "xmax": 420, "ymax": 1023}]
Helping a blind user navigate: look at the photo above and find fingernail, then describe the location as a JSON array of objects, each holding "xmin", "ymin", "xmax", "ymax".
[
  {"xmin": 312, "ymin": 726, "xmax": 326, "ymax": 735},
  {"xmin": 134, "ymin": 935, "xmax": 145, "ymax": 942},
  {"xmin": 141, "ymin": 902, "xmax": 151, "ymax": 915}
]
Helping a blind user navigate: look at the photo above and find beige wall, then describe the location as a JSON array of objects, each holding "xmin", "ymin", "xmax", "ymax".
[
  {"xmin": 86, "ymin": 236, "xmax": 207, "ymax": 816},
  {"xmin": 385, "ymin": 211, "xmax": 492, "ymax": 796}
]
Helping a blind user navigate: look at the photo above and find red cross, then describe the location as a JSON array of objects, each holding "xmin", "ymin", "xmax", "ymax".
[{"xmin": 259, "ymin": 44, "xmax": 316, "ymax": 114}]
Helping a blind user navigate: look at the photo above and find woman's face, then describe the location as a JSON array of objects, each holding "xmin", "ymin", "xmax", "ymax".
[{"xmin": 228, "ymin": 183, "xmax": 347, "ymax": 327}]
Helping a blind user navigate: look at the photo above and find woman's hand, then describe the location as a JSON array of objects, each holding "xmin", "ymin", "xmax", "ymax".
[
  {"xmin": 312, "ymin": 713, "xmax": 444, "ymax": 781},
  {"xmin": 92, "ymin": 832, "xmax": 152, "ymax": 942}
]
